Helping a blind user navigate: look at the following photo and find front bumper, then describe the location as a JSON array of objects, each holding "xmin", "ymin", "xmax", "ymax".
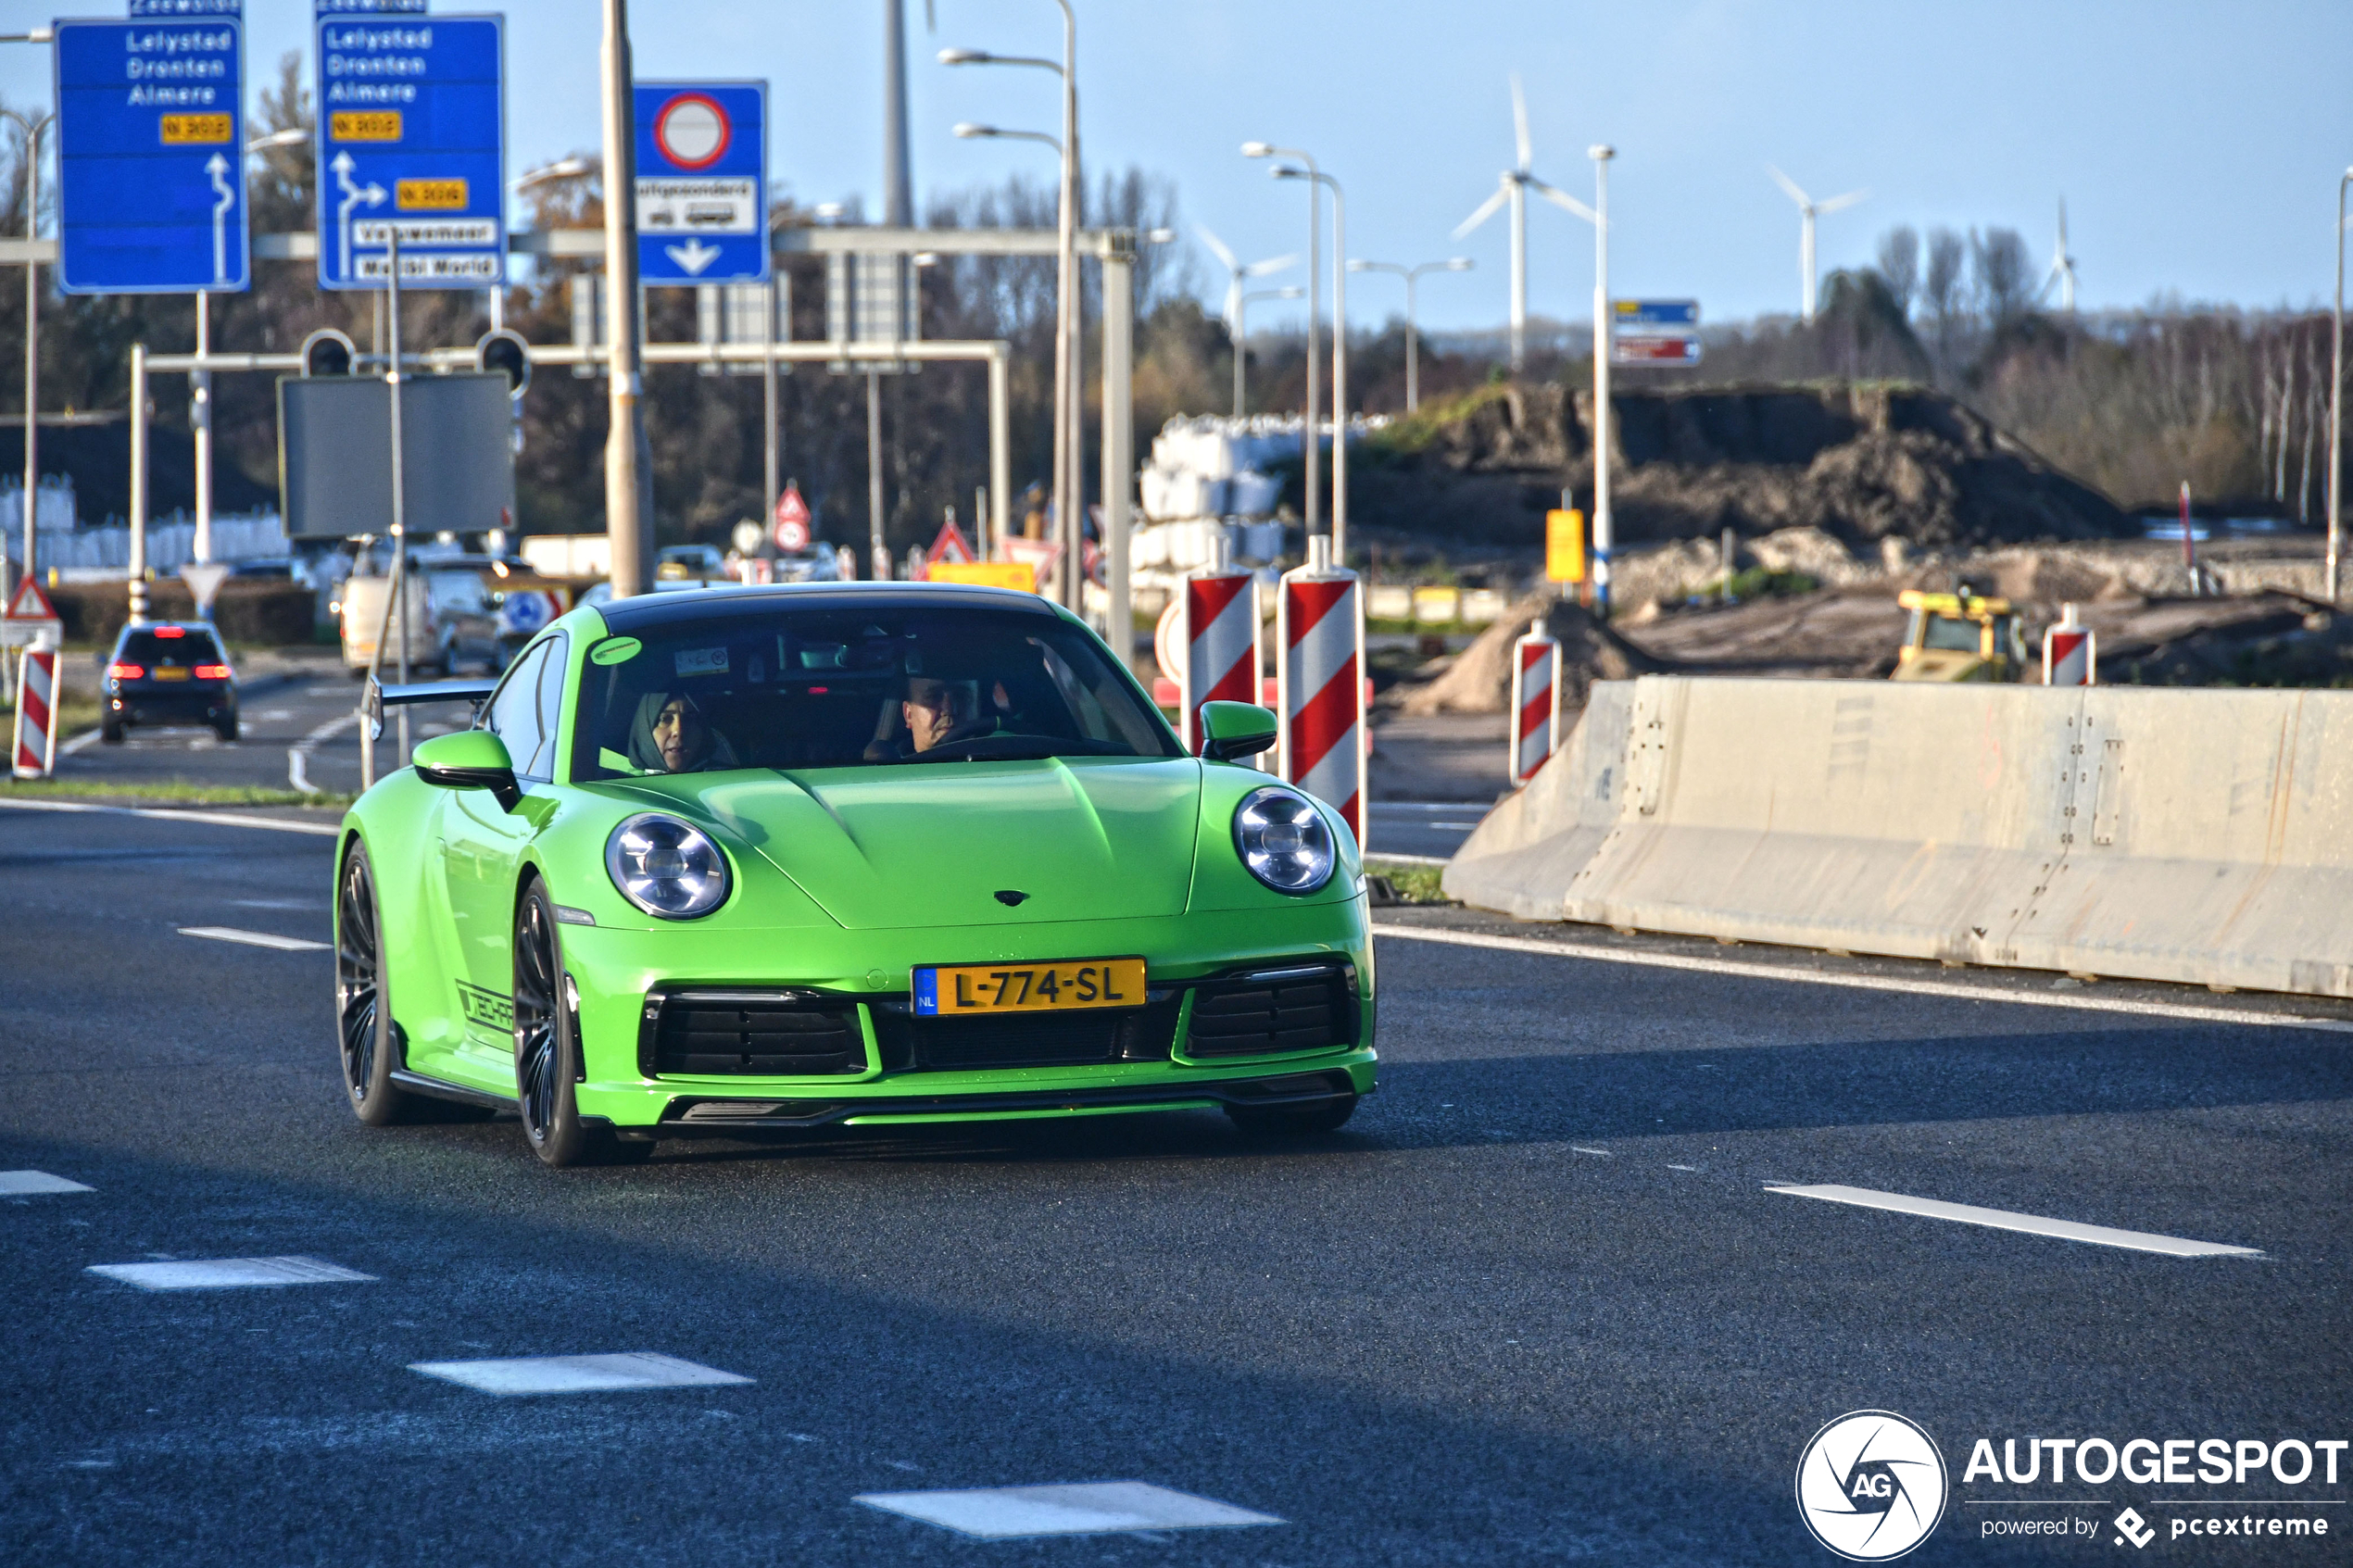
[{"xmin": 557, "ymin": 901, "xmax": 1377, "ymax": 1129}]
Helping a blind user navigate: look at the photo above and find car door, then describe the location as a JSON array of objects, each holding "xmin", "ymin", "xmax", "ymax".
[{"xmin": 439, "ymin": 633, "xmax": 567, "ymax": 1080}]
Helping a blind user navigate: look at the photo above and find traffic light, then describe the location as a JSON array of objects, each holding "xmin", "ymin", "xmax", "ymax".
[
  {"xmin": 475, "ymin": 329, "xmax": 532, "ymax": 399},
  {"xmin": 299, "ymin": 328, "xmax": 356, "ymax": 378}
]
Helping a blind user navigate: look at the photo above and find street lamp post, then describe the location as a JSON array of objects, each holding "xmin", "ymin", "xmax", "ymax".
[
  {"xmin": 1274, "ymin": 162, "xmax": 1348, "ymax": 562},
  {"xmin": 1242, "ymin": 143, "xmax": 1323, "ymax": 545},
  {"xmin": 1350, "ymin": 257, "xmax": 1472, "ymax": 412},
  {"xmin": 942, "ymin": 8, "xmax": 1082, "ymax": 610},
  {"xmin": 1589, "ymin": 144, "xmax": 1615, "ymax": 613},
  {"xmin": 3, "ymin": 109, "xmax": 51, "ymax": 591},
  {"xmin": 1233, "ymin": 284, "xmax": 1304, "ymax": 416},
  {"xmin": 2331, "ymin": 167, "xmax": 2350, "ymax": 605},
  {"xmin": 599, "ymin": 0, "xmax": 651, "ymax": 599}
]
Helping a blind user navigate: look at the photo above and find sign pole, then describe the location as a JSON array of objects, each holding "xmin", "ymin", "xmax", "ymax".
[
  {"xmin": 193, "ymin": 293, "xmax": 211, "ymax": 565},
  {"xmin": 763, "ymin": 282, "xmax": 780, "ymax": 529},
  {"xmin": 600, "ymin": 0, "xmax": 650, "ymax": 599},
  {"xmin": 19, "ymin": 115, "xmax": 43, "ymax": 593},
  {"xmin": 385, "ymin": 229, "xmax": 411, "ymax": 767},
  {"xmin": 1589, "ymin": 144, "xmax": 1614, "ymax": 615},
  {"xmin": 128, "ymin": 343, "xmax": 146, "ymax": 623}
]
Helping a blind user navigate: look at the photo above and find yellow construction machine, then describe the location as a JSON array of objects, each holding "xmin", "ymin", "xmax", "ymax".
[{"xmin": 1892, "ymin": 587, "xmax": 2028, "ymax": 682}]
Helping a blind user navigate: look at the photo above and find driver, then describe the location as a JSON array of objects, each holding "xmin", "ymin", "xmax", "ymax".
[
  {"xmin": 626, "ymin": 690, "xmax": 741, "ymax": 773},
  {"xmin": 901, "ymin": 675, "xmax": 981, "ymax": 754}
]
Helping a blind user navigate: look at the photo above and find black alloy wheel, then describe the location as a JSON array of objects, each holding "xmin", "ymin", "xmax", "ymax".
[
  {"xmin": 336, "ymin": 840, "xmax": 421, "ymax": 1124},
  {"xmin": 513, "ymin": 878, "xmax": 646, "ymax": 1168}
]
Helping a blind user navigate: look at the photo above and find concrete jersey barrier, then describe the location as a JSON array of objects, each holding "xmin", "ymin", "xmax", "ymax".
[{"xmin": 1441, "ymin": 676, "xmax": 2353, "ymax": 999}]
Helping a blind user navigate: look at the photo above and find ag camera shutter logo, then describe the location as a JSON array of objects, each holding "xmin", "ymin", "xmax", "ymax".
[{"xmin": 1795, "ymin": 1411, "xmax": 1949, "ymax": 1561}]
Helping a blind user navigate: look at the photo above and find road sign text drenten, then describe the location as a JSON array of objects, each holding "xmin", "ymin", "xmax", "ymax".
[
  {"xmin": 315, "ymin": 15, "xmax": 505, "ymax": 289},
  {"xmin": 54, "ymin": 18, "xmax": 247, "ymax": 294},
  {"xmin": 635, "ymin": 82, "xmax": 769, "ymax": 284}
]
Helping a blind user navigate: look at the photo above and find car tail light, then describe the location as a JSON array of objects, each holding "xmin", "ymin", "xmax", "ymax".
[
  {"xmin": 194, "ymin": 663, "xmax": 231, "ymax": 680},
  {"xmin": 153, "ymin": 626, "xmax": 185, "ymax": 638},
  {"xmin": 107, "ymin": 662, "xmax": 145, "ymax": 680}
]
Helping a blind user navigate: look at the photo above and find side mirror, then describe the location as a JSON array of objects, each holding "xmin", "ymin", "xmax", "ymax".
[
  {"xmin": 412, "ymin": 730, "xmax": 522, "ymax": 811},
  {"xmin": 1198, "ymin": 700, "xmax": 1278, "ymax": 762}
]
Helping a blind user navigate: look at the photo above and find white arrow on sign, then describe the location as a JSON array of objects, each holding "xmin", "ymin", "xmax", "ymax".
[
  {"xmin": 332, "ymin": 151, "xmax": 387, "ymax": 282},
  {"xmin": 207, "ymin": 153, "xmax": 234, "ymax": 283},
  {"xmin": 665, "ymin": 238, "xmax": 723, "ymax": 276}
]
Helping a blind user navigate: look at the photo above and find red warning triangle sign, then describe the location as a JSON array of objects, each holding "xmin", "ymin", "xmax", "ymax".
[
  {"xmin": 926, "ymin": 520, "xmax": 976, "ymax": 566},
  {"xmin": 5, "ymin": 575, "xmax": 58, "ymax": 621},
  {"xmin": 773, "ymin": 485, "xmax": 811, "ymax": 528}
]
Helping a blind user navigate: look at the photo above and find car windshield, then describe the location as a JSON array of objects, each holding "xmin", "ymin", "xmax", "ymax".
[
  {"xmin": 572, "ymin": 604, "xmax": 1183, "ymax": 779},
  {"xmin": 119, "ymin": 626, "xmax": 223, "ymax": 661}
]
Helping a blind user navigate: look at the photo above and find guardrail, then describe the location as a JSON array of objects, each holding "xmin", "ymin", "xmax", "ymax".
[{"xmin": 1443, "ymin": 676, "xmax": 2353, "ymax": 998}]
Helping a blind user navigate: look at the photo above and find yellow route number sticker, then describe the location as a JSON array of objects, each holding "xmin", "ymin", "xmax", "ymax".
[
  {"xmin": 396, "ymin": 179, "xmax": 468, "ymax": 211},
  {"xmin": 914, "ymin": 958, "xmax": 1147, "ymax": 1016},
  {"xmin": 330, "ymin": 111, "xmax": 403, "ymax": 142},
  {"xmin": 159, "ymin": 114, "xmax": 232, "ymax": 144}
]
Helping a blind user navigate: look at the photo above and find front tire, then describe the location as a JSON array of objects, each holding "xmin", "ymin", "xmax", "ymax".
[
  {"xmin": 513, "ymin": 878, "xmax": 645, "ymax": 1167},
  {"xmin": 337, "ymin": 839, "xmax": 425, "ymax": 1125},
  {"xmin": 1226, "ymin": 1094, "xmax": 1358, "ymax": 1137}
]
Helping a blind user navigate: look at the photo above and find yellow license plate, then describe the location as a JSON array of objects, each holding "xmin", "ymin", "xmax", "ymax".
[
  {"xmin": 914, "ymin": 958, "xmax": 1147, "ymax": 1017},
  {"xmin": 153, "ymin": 667, "xmax": 190, "ymax": 682}
]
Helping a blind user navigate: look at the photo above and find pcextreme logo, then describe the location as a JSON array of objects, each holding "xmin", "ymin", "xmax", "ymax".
[{"xmin": 1796, "ymin": 1411, "xmax": 1951, "ymax": 1561}]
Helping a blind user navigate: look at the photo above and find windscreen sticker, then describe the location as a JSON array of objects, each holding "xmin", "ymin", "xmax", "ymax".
[
  {"xmin": 674, "ymin": 646, "xmax": 729, "ymax": 678},
  {"xmin": 590, "ymin": 636, "xmax": 642, "ymax": 666}
]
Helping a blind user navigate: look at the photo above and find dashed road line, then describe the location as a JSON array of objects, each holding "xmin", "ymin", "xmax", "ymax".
[
  {"xmin": 1765, "ymin": 1184, "xmax": 2264, "ymax": 1259},
  {"xmin": 87, "ymin": 1256, "xmax": 377, "ymax": 1290},
  {"xmin": 1372, "ymin": 922, "xmax": 2353, "ymax": 1035},
  {"xmin": 288, "ymin": 709, "xmax": 361, "ymax": 795},
  {"xmin": 409, "ymin": 1353, "xmax": 753, "ymax": 1396},
  {"xmin": 0, "ymin": 1171, "xmax": 93, "ymax": 1196},
  {"xmin": 856, "ymin": 1482, "xmax": 1283, "ymax": 1539},
  {"xmin": 178, "ymin": 926, "xmax": 331, "ymax": 953}
]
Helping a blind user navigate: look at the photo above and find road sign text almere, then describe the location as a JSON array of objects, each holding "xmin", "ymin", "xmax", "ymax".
[
  {"xmin": 635, "ymin": 82, "xmax": 769, "ymax": 285},
  {"xmin": 53, "ymin": 16, "xmax": 247, "ymax": 294},
  {"xmin": 315, "ymin": 14, "xmax": 505, "ymax": 289}
]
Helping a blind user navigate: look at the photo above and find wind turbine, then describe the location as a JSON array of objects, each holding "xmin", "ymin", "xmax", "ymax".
[
  {"xmin": 2043, "ymin": 199, "xmax": 2078, "ymax": 312},
  {"xmin": 1765, "ymin": 165, "xmax": 1868, "ymax": 323},
  {"xmin": 1454, "ymin": 73, "xmax": 1594, "ymax": 372},
  {"xmin": 1200, "ymin": 226, "xmax": 1299, "ymax": 416}
]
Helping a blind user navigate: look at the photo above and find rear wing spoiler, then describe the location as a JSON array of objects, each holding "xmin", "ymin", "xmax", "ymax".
[{"xmin": 363, "ymin": 676, "xmax": 498, "ymax": 741}]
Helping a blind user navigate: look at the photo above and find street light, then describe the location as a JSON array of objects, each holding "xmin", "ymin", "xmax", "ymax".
[
  {"xmin": 941, "ymin": 6, "xmax": 1083, "ymax": 613},
  {"xmin": 1242, "ymin": 143, "xmax": 1327, "ymax": 550},
  {"xmin": 1350, "ymin": 257, "xmax": 1472, "ymax": 412},
  {"xmin": 2331, "ymin": 166, "xmax": 2350, "ymax": 605},
  {"xmin": 1273, "ymin": 161, "xmax": 1351, "ymax": 562},
  {"xmin": 517, "ymin": 155, "xmax": 596, "ymax": 192},
  {"xmin": 1589, "ymin": 144, "xmax": 1616, "ymax": 612},
  {"xmin": 1233, "ymin": 284, "xmax": 1304, "ymax": 417},
  {"xmin": 245, "ymin": 126, "xmax": 308, "ymax": 154}
]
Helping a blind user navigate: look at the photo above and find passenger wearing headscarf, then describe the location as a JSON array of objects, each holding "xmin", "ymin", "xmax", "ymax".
[{"xmin": 627, "ymin": 690, "xmax": 741, "ymax": 773}]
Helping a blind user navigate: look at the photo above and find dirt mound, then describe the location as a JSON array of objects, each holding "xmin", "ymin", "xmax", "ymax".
[
  {"xmin": 1353, "ymin": 382, "xmax": 2132, "ymax": 551},
  {"xmin": 1399, "ymin": 592, "xmax": 1668, "ymax": 715}
]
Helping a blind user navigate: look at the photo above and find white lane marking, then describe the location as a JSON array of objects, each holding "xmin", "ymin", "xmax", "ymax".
[
  {"xmin": 1667, "ymin": 1163, "xmax": 1700, "ymax": 1172},
  {"xmin": 856, "ymin": 1482, "xmax": 1283, "ymax": 1539},
  {"xmin": 1570, "ymin": 1147, "xmax": 1612, "ymax": 1157},
  {"xmin": 1365, "ymin": 852, "xmax": 1450, "ymax": 868},
  {"xmin": 87, "ymin": 1256, "xmax": 377, "ymax": 1290},
  {"xmin": 256, "ymin": 709, "xmax": 296, "ymax": 721},
  {"xmin": 1765, "ymin": 1184, "xmax": 2264, "ymax": 1259},
  {"xmin": 179, "ymin": 925, "xmax": 331, "ymax": 952},
  {"xmin": 0, "ymin": 799, "xmax": 339, "ymax": 837},
  {"xmin": 288, "ymin": 709, "xmax": 361, "ymax": 795},
  {"xmin": 0, "ymin": 1170, "xmax": 94, "ymax": 1196},
  {"xmin": 409, "ymin": 1352, "xmax": 753, "ymax": 1396},
  {"xmin": 1372, "ymin": 923, "xmax": 2353, "ymax": 1036},
  {"xmin": 57, "ymin": 727, "xmax": 104, "ymax": 756}
]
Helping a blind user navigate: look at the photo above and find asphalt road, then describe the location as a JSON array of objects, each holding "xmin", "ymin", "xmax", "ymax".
[{"xmin": 2, "ymin": 803, "xmax": 2347, "ymax": 1565}]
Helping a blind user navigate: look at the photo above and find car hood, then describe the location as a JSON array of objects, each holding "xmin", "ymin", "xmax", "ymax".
[{"xmin": 612, "ymin": 757, "xmax": 1204, "ymax": 930}]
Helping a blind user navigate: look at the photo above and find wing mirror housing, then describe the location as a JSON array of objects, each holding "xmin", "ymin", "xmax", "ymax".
[
  {"xmin": 1198, "ymin": 700, "xmax": 1279, "ymax": 762},
  {"xmin": 412, "ymin": 730, "xmax": 522, "ymax": 811}
]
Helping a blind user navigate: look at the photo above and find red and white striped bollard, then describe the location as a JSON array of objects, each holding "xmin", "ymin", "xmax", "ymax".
[
  {"xmin": 1276, "ymin": 534, "xmax": 1366, "ymax": 847},
  {"xmin": 1177, "ymin": 546, "xmax": 1263, "ymax": 757},
  {"xmin": 2042, "ymin": 602, "xmax": 2096, "ymax": 686},
  {"xmin": 12, "ymin": 641, "xmax": 60, "ymax": 778},
  {"xmin": 1508, "ymin": 631, "xmax": 1561, "ymax": 787}
]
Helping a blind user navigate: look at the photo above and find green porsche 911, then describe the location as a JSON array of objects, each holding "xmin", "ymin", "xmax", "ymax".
[{"xmin": 335, "ymin": 583, "xmax": 1376, "ymax": 1167}]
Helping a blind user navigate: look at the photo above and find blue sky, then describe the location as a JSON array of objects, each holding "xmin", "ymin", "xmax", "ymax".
[{"xmin": 6, "ymin": 0, "xmax": 2350, "ymax": 332}]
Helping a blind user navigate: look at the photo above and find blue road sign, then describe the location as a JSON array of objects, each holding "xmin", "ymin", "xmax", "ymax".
[
  {"xmin": 314, "ymin": 14, "xmax": 505, "ymax": 290},
  {"xmin": 53, "ymin": 18, "xmax": 246, "ymax": 295},
  {"xmin": 635, "ymin": 82, "xmax": 770, "ymax": 285},
  {"xmin": 1612, "ymin": 299, "xmax": 1699, "ymax": 328}
]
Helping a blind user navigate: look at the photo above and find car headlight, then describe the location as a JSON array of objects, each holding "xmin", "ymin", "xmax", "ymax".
[
  {"xmin": 1233, "ymin": 786, "xmax": 1337, "ymax": 895},
  {"xmin": 605, "ymin": 812, "xmax": 731, "ymax": 919}
]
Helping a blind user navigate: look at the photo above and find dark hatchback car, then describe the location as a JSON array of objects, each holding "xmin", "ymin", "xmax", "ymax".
[{"xmin": 102, "ymin": 622, "xmax": 238, "ymax": 743}]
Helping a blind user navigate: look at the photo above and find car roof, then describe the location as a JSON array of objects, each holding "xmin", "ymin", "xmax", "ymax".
[{"xmin": 592, "ymin": 581, "xmax": 1064, "ymax": 634}]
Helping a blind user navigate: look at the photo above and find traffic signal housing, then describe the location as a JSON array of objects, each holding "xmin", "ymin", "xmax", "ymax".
[
  {"xmin": 299, "ymin": 328, "xmax": 357, "ymax": 378},
  {"xmin": 475, "ymin": 329, "xmax": 532, "ymax": 399}
]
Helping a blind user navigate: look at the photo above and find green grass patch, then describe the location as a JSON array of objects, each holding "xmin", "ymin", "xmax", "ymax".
[
  {"xmin": 1365, "ymin": 857, "xmax": 1451, "ymax": 905},
  {"xmin": 0, "ymin": 777, "xmax": 352, "ymax": 809}
]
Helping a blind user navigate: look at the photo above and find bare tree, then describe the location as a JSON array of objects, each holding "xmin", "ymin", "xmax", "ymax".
[
  {"xmin": 1970, "ymin": 227, "xmax": 2033, "ymax": 328},
  {"xmin": 1874, "ymin": 226, "xmax": 1919, "ymax": 318}
]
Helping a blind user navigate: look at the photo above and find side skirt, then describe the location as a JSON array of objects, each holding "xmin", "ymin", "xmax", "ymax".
[{"xmin": 389, "ymin": 1068, "xmax": 516, "ymax": 1113}]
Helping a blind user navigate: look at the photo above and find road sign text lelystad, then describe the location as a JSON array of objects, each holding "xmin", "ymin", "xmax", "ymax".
[
  {"xmin": 314, "ymin": 15, "xmax": 505, "ymax": 290},
  {"xmin": 53, "ymin": 19, "xmax": 248, "ymax": 294}
]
